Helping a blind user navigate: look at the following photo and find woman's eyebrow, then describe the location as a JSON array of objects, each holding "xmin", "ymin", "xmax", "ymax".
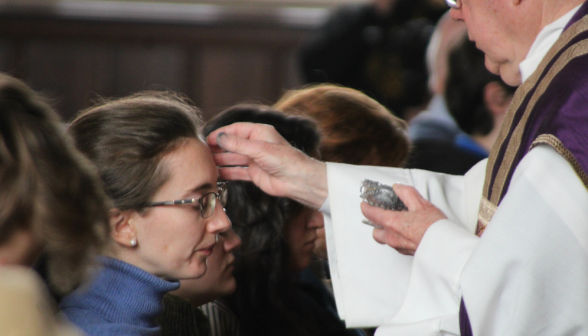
[{"xmin": 181, "ymin": 182, "xmax": 214, "ymax": 198}]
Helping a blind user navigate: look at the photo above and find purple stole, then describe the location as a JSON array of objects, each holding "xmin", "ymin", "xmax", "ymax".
[{"xmin": 460, "ymin": 2, "xmax": 588, "ymax": 334}]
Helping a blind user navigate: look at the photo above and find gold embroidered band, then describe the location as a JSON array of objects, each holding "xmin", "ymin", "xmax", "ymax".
[
  {"xmin": 476, "ymin": 197, "xmax": 497, "ymax": 236},
  {"xmin": 531, "ymin": 134, "xmax": 588, "ymax": 189}
]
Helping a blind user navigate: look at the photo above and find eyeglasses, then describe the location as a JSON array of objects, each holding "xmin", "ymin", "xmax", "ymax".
[
  {"xmin": 144, "ymin": 182, "xmax": 228, "ymax": 218},
  {"xmin": 445, "ymin": 0, "xmax": 461, "ymax": 9}
]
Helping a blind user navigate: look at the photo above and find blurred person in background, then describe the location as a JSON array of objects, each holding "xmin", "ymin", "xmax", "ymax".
[
  {"xmin": 60, "ymin": 92, "xmax": 231, "ymax": 336},
  {"xmin": 407, "ymin": 29, "xmax": 516, "ymax": 174},
  {"xmin": 444, "ymin": 36, "xmax": 516, "ymax": 164},
  {"xmin": 404, "ymin": 12, "xmax": 479, "ymax": 174},
  {"xmin": 299, "ymin": 0, "xmax": 446, "ymax": 119},
  {"xmin": 0, "ymin": 73, "xmax": 109, "ymax": 336},
  {"xmin": 203, "ymin": 105, "xmax": 364, "ymax": 336},
  {"xmin": 408, "ymin": 12, "xmax": 467, "ymax": 144}
]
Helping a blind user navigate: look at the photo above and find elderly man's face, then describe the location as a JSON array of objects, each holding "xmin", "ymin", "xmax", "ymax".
[{"xmin": 451, "ymin": 0, "xmax": 535, "ymax": 86}]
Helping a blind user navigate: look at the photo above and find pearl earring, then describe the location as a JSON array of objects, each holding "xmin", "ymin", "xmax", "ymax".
[{"xmin": 130, "ymin": 239, "xmax": 137, "ymax": 246}]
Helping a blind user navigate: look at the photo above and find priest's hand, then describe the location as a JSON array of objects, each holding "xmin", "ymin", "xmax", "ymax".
[
  {"xmin": 206, "ymin": 122, "xmax": 328, "ymax": 209},
  {"xmin": 362, "ymin": 184, "xmax": 447, "ymax": 255}
]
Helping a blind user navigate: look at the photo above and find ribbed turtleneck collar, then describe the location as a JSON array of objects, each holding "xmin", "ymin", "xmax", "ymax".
[{"xmin": 61, "ymin": 257, "xmax": 180, "ymax": 328}]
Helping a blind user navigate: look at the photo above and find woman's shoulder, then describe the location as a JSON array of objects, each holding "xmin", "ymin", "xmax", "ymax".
[{"xmin": 0, "ymin": 267, "xmax": 84, "ymax": 336}]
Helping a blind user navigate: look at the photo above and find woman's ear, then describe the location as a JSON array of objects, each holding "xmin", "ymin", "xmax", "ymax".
[{"xmin": 109, "ymin": 209, "xmax": 138, "ymax": 248}]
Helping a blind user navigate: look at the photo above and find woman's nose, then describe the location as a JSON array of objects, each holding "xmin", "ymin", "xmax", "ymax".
[
  {"xmin": 223, "ymin": 229, "xmax": 242, "ymax": 252},
  {"xmin": 207, "ymin": 204, "xmax": 231, "ymax": 234},
  {"xmin": 307, "ymin": 211, "xmax": 324, "ymax": 229}
]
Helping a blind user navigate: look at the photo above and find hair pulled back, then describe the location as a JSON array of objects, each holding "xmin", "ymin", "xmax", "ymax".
[{"xmin": 69, "ymin": 92, "xmax": 204, "ymax": 212}]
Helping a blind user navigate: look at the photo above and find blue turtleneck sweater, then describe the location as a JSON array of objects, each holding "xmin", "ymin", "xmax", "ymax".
[{"xmin": 60, "ymin": 257, "xmax": 180, "ymax": 336}]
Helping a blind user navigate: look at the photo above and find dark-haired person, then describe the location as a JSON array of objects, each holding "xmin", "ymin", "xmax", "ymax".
[
  {"xmin": 205, "ymin": 0, "xmax": 588, "ymax": 334},
  {"xmin": 203, "ymin": 105, "xmax": 364, "ymax": 336},
  {"xmin": 445, "ymin": 36, "xmax": 516, "ymax": 163},
  {"xmin": 59, "ymin": 92, "xmax": 231, "ymax": 335},
  {"xmin": 0, "ymin": 73, "xmax": 109, "ymax": 335}
]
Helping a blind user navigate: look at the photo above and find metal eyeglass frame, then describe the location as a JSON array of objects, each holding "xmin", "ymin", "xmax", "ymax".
[
  {"xmin": 143, "ymin": 182, "xmax": 228, "ymax": 218},
  {"xmin": 445, "ymin": 0, "xmax": 461, "ymax": 9}
]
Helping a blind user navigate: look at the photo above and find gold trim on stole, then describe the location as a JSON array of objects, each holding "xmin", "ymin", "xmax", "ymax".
[
  {"xmin": 476, "ymin": 197, "xmax": 497, "ymax": 236},
  {"xmin": 531, "ymin": 134, "xmax": 588, "ymax": 189}
]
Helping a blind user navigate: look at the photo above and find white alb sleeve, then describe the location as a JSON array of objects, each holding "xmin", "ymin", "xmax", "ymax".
[
  {"xmin": 323, "ymin": 160, "xmax": 486, "ymax": 332},
  {"xmin": 460, "ymin": 145, "xmax": 588, "ymax": 335}
]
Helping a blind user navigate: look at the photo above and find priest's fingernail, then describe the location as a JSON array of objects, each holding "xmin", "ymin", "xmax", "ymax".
[
  {"xmin": 217, "ymin": 132, "xmax": 227, "ymax": 147},
  {"xmin": 362, "ymin": 219, "xmax": 383, "ymax": 229}
]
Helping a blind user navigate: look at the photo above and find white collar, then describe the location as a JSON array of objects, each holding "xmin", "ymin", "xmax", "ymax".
[{"xmin": 519, "ymin": 4, "xmax": 582, "ymax": 82}]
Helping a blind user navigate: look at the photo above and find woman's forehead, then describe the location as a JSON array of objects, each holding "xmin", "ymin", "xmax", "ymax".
[{"xmin": 158, "ymin": 139, "xmax": 219, "ymax": 196}]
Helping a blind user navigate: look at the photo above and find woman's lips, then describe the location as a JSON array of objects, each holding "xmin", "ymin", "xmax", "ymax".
[
  {"xmin": 196, "ymin": 242, "xmax": 216, "ymax": 256},
  {"xmin": 304, "ymin": 238, "xmax": 317, "ymax": 249},
  {"xmin": 224, "ymin": 256, "xmax": 236, "ymax": 272}
]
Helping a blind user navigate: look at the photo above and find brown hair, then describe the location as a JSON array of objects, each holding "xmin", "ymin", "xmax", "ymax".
[
  {"xmin": 275, "ymin": 84, "xmax": 410, "ymax": 167},
  {"xmin": 0, "ymin": 73, "xmax": 109, "ymax": 294},
  {"xmin": 68, "ymin": 91, "xmax": 204, "ymax": 212}
]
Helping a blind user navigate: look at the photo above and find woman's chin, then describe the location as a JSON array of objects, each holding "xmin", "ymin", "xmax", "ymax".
[
  {"xmin": 219, "ymin": 278, "xmax": 237, "ymax": 296},
  {"xmin": 177, "ymin": 262, "xmax": 208, "ymax": 280},
  {"xmin": 291, "ymin": 257, "xmax": 312, "ymax": 272}
]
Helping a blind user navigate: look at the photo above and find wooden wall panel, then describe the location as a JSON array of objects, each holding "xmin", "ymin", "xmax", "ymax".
[
  {"xmin": 200, "ymin": 46, "xmax": 277, "ymax": 117},
  {"xmin": 113, "ymin": 43, "xmax": 187, "ymax": 97},
  {"xmin": 0, "ymin": 42, "xmax": 11, "ymax": 72},
  {"xmin": 0, "ymin": 2, "xmax": 319, "ymax": 120},
  {"xmin": 278, "ymin": 48, "xmax": 304, "ymax": 96},
  {"xmin": 24, "ymin": 41, "xmax": 116, "ymax": 120}
]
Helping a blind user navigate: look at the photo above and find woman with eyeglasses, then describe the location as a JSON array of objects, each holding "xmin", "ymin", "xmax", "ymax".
[{"xmin": 59, "ymin": 92, "xmax": 231, "ymax": 336}]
